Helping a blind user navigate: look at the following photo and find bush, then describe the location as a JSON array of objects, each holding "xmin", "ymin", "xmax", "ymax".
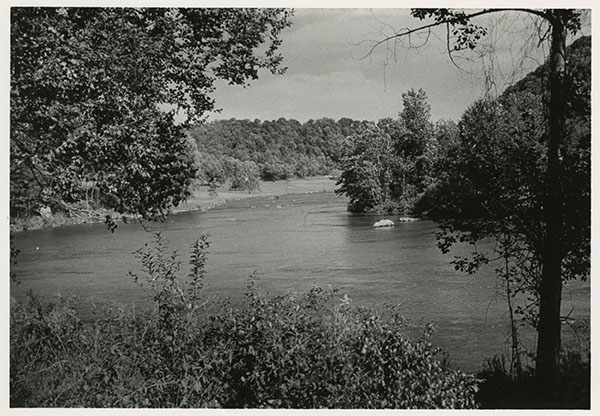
[
  {"xmin": 475, "ymin": 346, "xmax": 590, "ymax": 409},
  {"xmin": 11, "ymin": 234, "xmax": 479, "ymax": 408},
  {"xmin": 259, "ymin": 162, "xmax": 292, "ymax": 181}
]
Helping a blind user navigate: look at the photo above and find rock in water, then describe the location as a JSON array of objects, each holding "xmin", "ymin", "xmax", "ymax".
[
  {"xmin": 373, "ymin": 219, "xmax": 394, "ymax": 228},
  {"xmin": 398, "ymin": 216, "xmax": 419, "ymax": 222}
]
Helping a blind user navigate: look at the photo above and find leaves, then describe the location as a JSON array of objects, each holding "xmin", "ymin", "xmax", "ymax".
[
  {"xmin": 189, "ymin": 117, "xmax": 355, "ymax": 184},
  {"xmin": 335, "ymin": 123, "xmax": 397, "ymax": 213},
  {"xmin": 11, "ymin": 7, "xmax": 292, "ymax": 222},
  {"xmin": 336, "ymin": 89, "xmax": 438, "ymax": 213},
  {"xmin": 11, "ymin": 283, "xmax": 479, "ymax": 408},
  {"xmin": 419, "ymin": 37, "xmax": 590, "ymax": 330}
]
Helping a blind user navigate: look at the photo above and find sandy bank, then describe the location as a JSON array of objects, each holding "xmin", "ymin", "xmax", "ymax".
[{"xmin": 174, "ymin": 176, "xmax": 336, "ymax": 213}]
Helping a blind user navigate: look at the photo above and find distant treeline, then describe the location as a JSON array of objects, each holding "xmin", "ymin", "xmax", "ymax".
[{"xmin": 188, "ymin": 118, "xmax": 369, "ymax": 189}]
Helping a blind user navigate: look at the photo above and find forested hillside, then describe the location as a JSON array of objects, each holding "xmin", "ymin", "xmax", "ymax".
[
  {"xmin": 502, "ymin": 35, "xmax": 590, "ymax": 99},
  {"xmin": 188, "ymin": 118, "xmax": 368, "ymax": 188}
]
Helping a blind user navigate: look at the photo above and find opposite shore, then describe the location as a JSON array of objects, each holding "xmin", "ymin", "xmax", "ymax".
[{"xmin": 10, "ymin": 176, "xmax": 337, "ymax": 233}]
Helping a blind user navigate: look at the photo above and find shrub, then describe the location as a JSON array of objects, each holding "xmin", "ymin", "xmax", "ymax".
[
  {"xmin": 11, "ymin": 234, "xmax": 479, "ymax": 408},
  {"xmin": 475, "ymin": 342, "xmax": 590, "ymax": 409},
  {"xmin": 259, "ymin": 162, "xmax": 292, "ymax": 181}
]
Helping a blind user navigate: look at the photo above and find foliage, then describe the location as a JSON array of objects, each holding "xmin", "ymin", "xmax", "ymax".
[
  {"xmin": 223, "ymin": 158, "xmax": 261, "ymax": 191},
  {"xmin": 393, "ymin": 88, "xmax": 438, "ymax": 210},
  {"xmin": 11, "ymin": 235, "xmax": 479, "ymax": 409},
  {"xmin": 410, "ymin": 9, "xmax": 583, "ymax": 49},
  {"xmin": 335, "ymin": 123, "xmax": 398, "ymax": 212},
  {"xmin": 405, "ymin": 7, "xmax": 588, "ymax": 388},
  {"xmin": 414, "ymin": 36, "xmax": 590, "ymax": 377},
  {"xmin": 335, "ymin": 89, "xmax": 439, "ymax": 213},
  {"xmin": 432, "ymin": 119, "xmax": 459, "ymax": 177},
  {"xmin": 189, "ymin": 117, "xmax": 364, "ymax": 183},
  {"xmin": 420, "ymin": 35, "xmax": 590, "ymax": 298},
  {"xmin": 10, "ymin": 7, "xmax": 292, "ymax": 222},
  {"xmin": 129, "ymin": 232, "xmax": 210, "ymax": 324},
  {"xmin": 259, "ymin": 162, "xmax": 294, "ymax": 182},
  {"xmin": 475, "ymin": 343, "xmax": 589, "ymax": 409}
]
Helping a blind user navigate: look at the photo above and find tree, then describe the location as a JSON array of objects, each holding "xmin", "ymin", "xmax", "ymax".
[
  {"xmin": 364, "ymin": 8, "xmax": 586, "ymax": 390},
  {"xmin": 391, "ymin": 88, "xmax": 438, "ymax": 211},
  {"xmin": 335, "ymin": 123, "xmax": 397, "ymax": 213},
  {"xmin": 335, "ymin": 89, "xmax": 439, "ymax": 214},
  {"xmin": 11, "ymin": 7, "xmax": 292, "ymax": 224},
  {"xmin": 188, "ymin": 117, "xmax": 355, "ymax": 183},
  {"xmin": 432, "ymin": 119, "xmax": 459, "ymax": 175},
  {"xmin": 425, "ymin": 74, "xmax": 589, "ymax": 380},
  {"xmin": 433, "ymin": 93, "xmax": 548, "ymax": 376},
  {"xmin": 222, "ymin": 157, "xmax": 261, "ymax": 192}
]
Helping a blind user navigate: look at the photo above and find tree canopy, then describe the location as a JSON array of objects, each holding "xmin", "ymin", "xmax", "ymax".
[
  {"xmin": 10, "ymin": 7, "xmax": 292, "ymax": 222},
  {"xmin": 189, "ymin": 117, "xmax": 365, "ymax": 186},
  {"xmin": 335, "ymin": 88, "xmax": 443, "ymax": 213}
]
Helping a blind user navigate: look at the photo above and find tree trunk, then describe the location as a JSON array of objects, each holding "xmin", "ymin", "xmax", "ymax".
[{"xmin": 535, "ymin": 11, "xmax": 566, "ymax": 394}]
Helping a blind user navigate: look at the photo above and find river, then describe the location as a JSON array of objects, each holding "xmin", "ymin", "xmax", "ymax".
[{"xmin": 11, "ymin": 189, "xmax": 590, "ymax": 373}]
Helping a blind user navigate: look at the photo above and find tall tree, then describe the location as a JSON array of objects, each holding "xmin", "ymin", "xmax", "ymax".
[
  {"xmin": 393, "ymin": 88, "xmax": 437, "ymax": 209},
  {"xmin": 364, "ymin": 8, "xmax": 586, "ymax": 390},
  {"xmin": 335, "ymin": 123, "xmax": 396, "ymax": 212},
  {"xmin": 11, "ymin": 7, "xmax": 292, "ymax": 224}
]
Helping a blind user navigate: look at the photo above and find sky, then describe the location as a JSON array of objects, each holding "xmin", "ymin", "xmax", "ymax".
[{"xmin": 207, "ymin": 8, "xmax": 591, "ymax": 123}]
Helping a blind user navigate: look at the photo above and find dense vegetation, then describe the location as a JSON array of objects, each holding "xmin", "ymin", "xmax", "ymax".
[
  {"xmin": 335, "ymin": 89, "xmax": 453, "ymax": 213},
  {"xmin": 189, "ymin": 117, "xmax": 367, "ymax": 189},
  {"xmin": 337, "ymin": 36, "xmax": 590, "ymax": 220},
  {"xmin": 396, "ymin": 9, "xmax": 587, "ymax": 391},
  {"xmin": 421, "ymin": 35, "xmax": 590, "ymax": 313},
  {"xmin": 11, "ymin": 235, "xmax": 479, "ymax": 408},
  {"xmin": 417, "ymin": 34, "xmax": 590, "ymax": 400},
  {"xmin": 10, "ymin": 7, "xmax": 292, "ymax": 224}
]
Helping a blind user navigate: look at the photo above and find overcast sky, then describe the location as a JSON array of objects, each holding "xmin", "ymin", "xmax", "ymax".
[{"xmin": 208, "ymin": 8, "xmax": 590, "ymax": 123}]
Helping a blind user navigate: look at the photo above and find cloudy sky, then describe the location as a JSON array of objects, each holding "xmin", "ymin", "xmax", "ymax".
[{"xmin": 208, "ymin": 8, "xmax": 590, "ymax": 123}]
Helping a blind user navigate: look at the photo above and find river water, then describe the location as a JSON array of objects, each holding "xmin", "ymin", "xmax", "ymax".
[{"xmin": 11, "ymin": 190, "xmax": 590, "ymax": 372}]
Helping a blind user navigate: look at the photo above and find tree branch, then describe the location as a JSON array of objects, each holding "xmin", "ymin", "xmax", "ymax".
[{"xmin": 360, "ymin": 8, "xmax": 548, "ymax": 60}]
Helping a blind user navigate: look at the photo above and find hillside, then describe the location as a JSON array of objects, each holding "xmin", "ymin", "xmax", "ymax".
[
  {"xmin": 502, "ymin": 35, "xmax": 590, "ymax": 101},
  {"xmin": 188, "ymin": 117, "xmax": 368, "ymax": 186}
]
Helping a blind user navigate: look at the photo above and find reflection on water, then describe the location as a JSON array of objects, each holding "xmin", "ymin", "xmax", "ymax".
[{"xmin": 11, "ymin": 191, "xmax": 589, "ymax": 372}]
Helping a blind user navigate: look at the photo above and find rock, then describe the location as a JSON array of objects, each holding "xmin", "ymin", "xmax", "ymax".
[
  {"xmin": 398, "ymin": 216, "xmax": 419, "ymax": 222},
  {"xmin": 373, "ymin": 219, "xmax": 394, "ymax": 228},
  {"xmin": 39, "ymin": 206, "xmax": 52, "ymax": 218}
]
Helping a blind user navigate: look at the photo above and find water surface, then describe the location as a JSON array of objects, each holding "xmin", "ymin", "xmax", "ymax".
[{"xmin": 12, "ymin": 191, "xmax": 589, "ymax": 372}]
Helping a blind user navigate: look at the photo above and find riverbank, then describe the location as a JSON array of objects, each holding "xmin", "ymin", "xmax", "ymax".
[
  {"xmin": 173, "ymin": 176, "xmax": 336, "ymax": 213},
  {"xmin": 10, "ymin": 176, "xmax": 337, "ymax": 232}
]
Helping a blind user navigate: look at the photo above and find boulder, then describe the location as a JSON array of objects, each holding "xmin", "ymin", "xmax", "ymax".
[
  {"xmin": 373, "ymin": 219, "xmax": 394, "ymax": 228},
  {"xmin": 39, "ymin": 206, "xmax": 52, "ymax": 218}
]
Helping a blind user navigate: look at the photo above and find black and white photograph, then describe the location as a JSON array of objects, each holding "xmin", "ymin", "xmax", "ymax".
[{"xmin": 7, "ymin": 2, "xmax": 594, "ymax": 411}]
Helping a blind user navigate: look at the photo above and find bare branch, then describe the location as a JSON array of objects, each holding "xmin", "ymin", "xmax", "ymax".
[
  {"xmin": 445, "ymin": 22, "xmax": 467, "ymax": 72},
  {"xmin": 359, "ymin": 8, "xmax": 548, "ymax": 60}
]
